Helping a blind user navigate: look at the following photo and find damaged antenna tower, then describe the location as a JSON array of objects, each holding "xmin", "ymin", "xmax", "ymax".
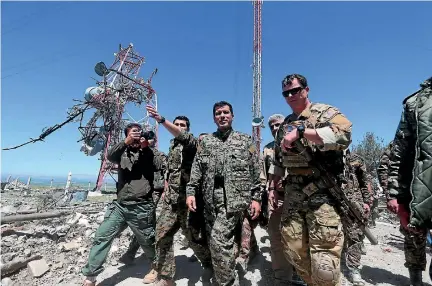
[
  {"xmin": 2, "ymin": 44, "xmax": 158, "ymax": 195},
  {"xmin": 82, "ymin": 43, "xmax": 158, "ymax": 192}
]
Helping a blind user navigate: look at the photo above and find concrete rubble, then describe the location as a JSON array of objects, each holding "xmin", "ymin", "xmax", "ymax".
[
  {"xmin": 0, "ymin": 188, "xmax": 180, "ymax": 286},
  {"xmin": 1, "ymin": 188, "xmax": 431, "ymax": 286}
]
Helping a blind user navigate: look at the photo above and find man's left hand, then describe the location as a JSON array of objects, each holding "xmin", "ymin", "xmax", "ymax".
[
  {"xmin": 250, "ymin": 200, "xmax": 261, "ymax": 220},
  {"xmin": 146, "ymin": 105, "xmax": 163, "ymax": 122}
]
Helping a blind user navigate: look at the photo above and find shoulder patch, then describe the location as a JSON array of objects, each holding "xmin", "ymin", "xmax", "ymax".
[{"xmin": 249, "ymin": 144, "xmax": 257, "ymax": 154}]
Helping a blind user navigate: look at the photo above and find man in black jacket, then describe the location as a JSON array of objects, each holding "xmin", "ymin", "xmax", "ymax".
[{"xmin": 82, "ymin": 123, "xmax": 164, "ymax": 286}]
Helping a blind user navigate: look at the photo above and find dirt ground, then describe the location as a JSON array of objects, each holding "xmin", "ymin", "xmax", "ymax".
[{"xmin": 89, "ymin": 222, "xmax": 432, "ymax": 286}]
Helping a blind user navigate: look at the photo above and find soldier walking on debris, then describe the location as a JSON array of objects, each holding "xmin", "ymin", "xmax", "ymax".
[
  {"xmin": 186, "ymin": 101, "xmax": 262, "ymax": 286},
  {"xmin": 81, "ymin": 123, "xmax": 164, "ymax": 286},
  {"xmin": 260, "ymin": 113, "xmax": 306, "ymax": 286},
  {"xmin": 145, "ymin": 106, "xmax": 212, "ymax": 286},
  {"xmin": 269, "ymin": 74, "xmax": 352, "ymax": 286},
  {"xmin": 387, "ymin": 77, "xmax": 432, "ymax": 286},
  {"xmin": 341, "ymin": 150, "xmax": 372, "ymax": 286},
  {"xmin": 119, "ymin": 132, "xmax": 168, "ymax": 265}
]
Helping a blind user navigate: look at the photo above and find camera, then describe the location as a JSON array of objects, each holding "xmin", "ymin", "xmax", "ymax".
[{"xmin": 141, "ymin": 130, "xmax": 155, "ymax": 141}]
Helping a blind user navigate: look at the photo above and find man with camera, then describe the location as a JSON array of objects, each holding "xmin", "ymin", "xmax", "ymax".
[
  {"xmin": 118, "ymin": 130, "xmax": 168, "ymax": 266},
  {"xmin": 81, "ymin": 123, "xmax": 164, "ymax": 286},
  {"xmin": 145, "ymin": 106, "xmax": 212, "ymax": 286}
]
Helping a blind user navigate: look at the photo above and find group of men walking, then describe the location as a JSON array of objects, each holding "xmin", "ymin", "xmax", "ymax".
[{"xmin": 81, "ymin": 73, "xmax": 432, "ymax": 286}]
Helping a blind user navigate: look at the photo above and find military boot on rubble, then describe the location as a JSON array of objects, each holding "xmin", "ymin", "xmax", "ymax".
[
  {"xmin": 408, "ymin": 268, "xmax": 424, "ymax": 286},
  {"xmin": 342, "ymin": 266, "xmax": 365, "ymax": 286}
]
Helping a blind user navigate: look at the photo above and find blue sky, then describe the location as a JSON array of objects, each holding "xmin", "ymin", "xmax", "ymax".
[{"xmin": 1, "ymin": 1, "xmax": 431, "ymax": 179}]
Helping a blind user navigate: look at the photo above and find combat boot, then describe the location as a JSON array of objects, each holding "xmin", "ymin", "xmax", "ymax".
[
  {"xmin": 349, "ymin": 268, "xmax": 365, "ymax": 286},
  {"xmin": 408, "ymin": 268, "xmax": 423, "ymax": 286},
  {"xmin": 142, "ymin": 268, "xmax": 158, "ymax": 284}
]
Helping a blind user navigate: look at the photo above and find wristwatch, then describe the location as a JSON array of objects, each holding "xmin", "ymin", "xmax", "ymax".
[
  {"xmin": 297, "ymin": 123, "xmax": 305, "ymax": 139},
  {"xmin": 157, "ymin": 116, "xmax": 165, "ymax": 124}
]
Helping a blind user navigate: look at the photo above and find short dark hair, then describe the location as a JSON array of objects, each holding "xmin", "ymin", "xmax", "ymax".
[
  {"xmin": 173, "ymin": 116, "xmax": 190, "ymax": 130},
  {"xmin": 213, "ymin": 101, "xmax": 233, "ymax": 116},
  {"xmin": 282, "ymin": 74, "xmax": 308, "ymax": 89},
  {"xmin": 124, "ymin": 123, "xmax": 142, "ymax": 136}
]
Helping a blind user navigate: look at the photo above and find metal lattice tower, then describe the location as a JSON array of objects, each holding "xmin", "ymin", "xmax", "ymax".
[
  {"xmin": 252, "ymin": 0, "xmax": 263, "ymax": 152},
  {"xmin": 80, "ymin": 43, "xmax": 158, "ymax": 192}
]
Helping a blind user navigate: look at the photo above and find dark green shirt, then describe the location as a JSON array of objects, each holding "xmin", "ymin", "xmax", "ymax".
[{"xmin": 107, "ymin": 141, "xmax": 164, "ymax": 203}]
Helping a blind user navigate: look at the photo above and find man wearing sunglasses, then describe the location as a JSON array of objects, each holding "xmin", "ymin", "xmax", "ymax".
[{"xmin": 269, "ymin": 74, "xmax": 352, "ymax": 286}]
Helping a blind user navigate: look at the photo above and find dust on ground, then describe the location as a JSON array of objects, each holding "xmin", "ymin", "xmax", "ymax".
[{"xmin": 1, "ymin": 189, "xmax": 431, "ymax": 286}]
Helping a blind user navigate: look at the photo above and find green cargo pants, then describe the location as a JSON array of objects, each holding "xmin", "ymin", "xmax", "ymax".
[{"xmin": 81, "ymin": 199, "xmax": 156, "ymax": 277}]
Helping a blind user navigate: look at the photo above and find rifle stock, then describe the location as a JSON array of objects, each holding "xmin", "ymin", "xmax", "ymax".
[{"xmin": 293, "ymin": 140, "xmax": 379, "ymax": 245}]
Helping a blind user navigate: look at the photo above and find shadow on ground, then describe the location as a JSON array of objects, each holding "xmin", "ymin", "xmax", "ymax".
[
  {"xmin": 98, "ymin": 255, "xmax": 150, "ymax": 286},
  {"xmin": 173, "ymin": 254, "xmax": 203, "ymax": 286},
  {"xmin": 239, "ymin": 249, "xmax": 273, "ymax": 286},
  {"xmin": 361, "ymin": 265, "xmax": 432, "ymax": 286}
]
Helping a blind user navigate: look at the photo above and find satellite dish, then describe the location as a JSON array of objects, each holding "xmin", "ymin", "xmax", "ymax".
[
  {"xmin": 95, "ymin": 62, "xmax": 109, "ymax": 77},
  {"xmin": 89, "ymin": 138, "xmax": 105, "ymax": 156},
  {"xmin": 252, "ymin": 117, "xmax": 264, "ymax": 127}
]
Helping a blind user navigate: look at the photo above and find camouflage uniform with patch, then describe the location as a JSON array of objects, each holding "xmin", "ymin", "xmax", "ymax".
[
  {"xmin": 387, "ymin": 78, "xmax": 432, "ymax": 285},
  {"xmin": 270, "ymin": 103, "xmax": 352, "ymax": 286},
  {"xmin": 186, "ymin": 129, "xmax": 261, "ymax": 286},
  {"xmin": 155, "ymin": 131, "xmax": 212, "ymax": 281},
  {"xmin": 341, "ymin": 152, "xmax": 370, "ymax": 285}
]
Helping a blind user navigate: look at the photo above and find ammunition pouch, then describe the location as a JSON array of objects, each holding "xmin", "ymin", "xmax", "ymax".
[{"xmin": 287, "ymin": 167, "xmax": 334, "ymax": 197}]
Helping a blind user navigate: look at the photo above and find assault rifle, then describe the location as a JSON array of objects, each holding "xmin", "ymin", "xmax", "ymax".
[{"xmin": 293, "ymin": 140, "xmax": 379, "ymax": 245}]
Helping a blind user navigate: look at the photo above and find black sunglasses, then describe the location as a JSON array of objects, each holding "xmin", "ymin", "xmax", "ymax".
[{"xmin": 282, "ymin": 87, "xmax": 304, "ymax": 97}]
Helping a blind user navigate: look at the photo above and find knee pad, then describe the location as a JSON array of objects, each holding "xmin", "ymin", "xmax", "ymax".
[{"xmin": 312, "ymin": 252, "xmax": 341, "ymax": 286}]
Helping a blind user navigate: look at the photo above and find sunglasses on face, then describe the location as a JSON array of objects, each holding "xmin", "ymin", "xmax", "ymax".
[
  {"xmin": 282, "ymin": 87, "xmax": 304, "ymax": 98},
  {"xmin": 270, "ymin": 123, "xmax": 281, "ymax": 130}
]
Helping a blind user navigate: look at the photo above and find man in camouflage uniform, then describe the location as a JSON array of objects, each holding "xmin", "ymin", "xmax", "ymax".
[
  {"xmin": 82, "ymin": 123, "xmax": 163, "ymax": 286},
  {"xmin": 260, "ymin": 113, "xmax": 306, "ymax": 286},
  {"xmin": 269, "ymin": 74, "xmax": 352, "ymax": 286},
  {"xmin": 341, "ymin": 150, "xmax": 372, "ymax": 286},
  {"xmin": 119, "ymin": 133, "xmax": 168, "ymax": 265},
  {"xmin": 145, "ymin": 106, "xmax": 212, "ymax": 286},
  {"xmin": 386, "ymin": 77, "xmax": 432, "ymax": 286},
  {"xmin": 186, "ymin": 101, "xmax": 262, "ymax": 286}
]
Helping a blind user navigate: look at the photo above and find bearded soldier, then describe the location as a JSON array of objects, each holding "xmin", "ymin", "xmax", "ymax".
[
  {"xmin": 269, "ymin": 74, "xmax": 352, "ymax": 286},
  {"xmin": 387, "ymin": 77, "xmax": 432, "ymax": 286},
  {"xmin": 186, "ymin": 101, "xmax": 261, "ymax": 286}
]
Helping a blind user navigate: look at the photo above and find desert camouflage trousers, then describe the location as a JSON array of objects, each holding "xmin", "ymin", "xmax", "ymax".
[
  {"xmin": 342, "ymin": 222, "xmax": 364, "ymax": 270},
  {"xmin": 155, "ymin": 195, "xmax": 212, "ymax": 279},
  {"xmin": 205, "ymin": 187, "xmax": 243, "ymax": 286},
  {"xmin": 400, "ymin": 226, "xmax": 427, "ymax": 270},
  {"xmin": 267, "ymin": 193, "xmax": 296, "ymax": 283},
  {"xmin": 280, "ymin": 183, "xmax": 344, "ymax": 286}
]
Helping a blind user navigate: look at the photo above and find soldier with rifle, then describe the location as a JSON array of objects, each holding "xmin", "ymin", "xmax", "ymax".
[{"xmin": 269, "ymin": 74, "xmax": 377, "ymax": 286}]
